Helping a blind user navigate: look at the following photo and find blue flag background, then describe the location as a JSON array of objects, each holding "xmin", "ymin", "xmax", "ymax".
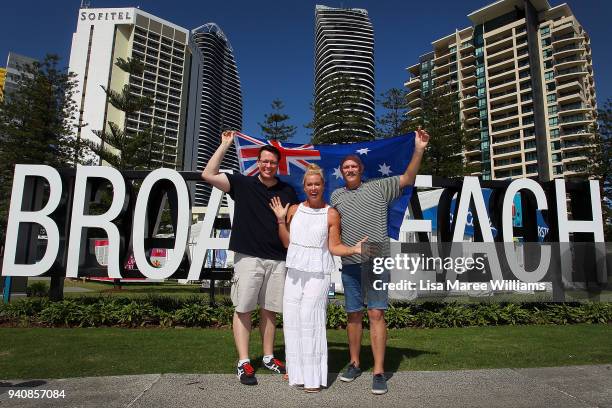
[{"xmin": 236, "ymin": 132, "xmax": 416, "ymax": 240}]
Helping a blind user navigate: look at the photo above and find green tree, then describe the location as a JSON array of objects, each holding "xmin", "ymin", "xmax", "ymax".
[
  {"xmin": 308, "ymin": 73, "xmax": 374, "ymax": 144},
  {"xmin": 0, "ymin": 54, "xmax": 91, "ymax": 240},
  {"xmin": 586, "ymin": 98, "xmax": 612, "ymax": 240},
  {"xmin": 407, "ymin": 86, "xmax": 472, "ymax": 177},
  {"xmin": 376, "ymin": 87, "xmax": 410, "ymax": 138},
  {"xmin": 84, "ymin": 57, "xmax": 163, "ymax": 170},
  {"xmin": 258, "ymin": 99, "xmax": 296, "ymax": 141}
]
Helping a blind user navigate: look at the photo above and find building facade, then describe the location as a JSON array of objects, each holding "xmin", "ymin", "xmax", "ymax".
[
  {"xmin": 314, "ymin": 5, "xmax": 375, "ymax": 142},
  {"xmin": 3, "ymin": 52, "xmax": 37, "ymax": 101},
  {"xmin": 185, "ymin": 23, "xmax": 242, "ymax": 206},
  {"xmin": 68, "ymin": 8, "xmax": 194, "ymax": 169},
  {"xmin": 405, "ymin": 0, "xmax": 597, "ymax": 180}
]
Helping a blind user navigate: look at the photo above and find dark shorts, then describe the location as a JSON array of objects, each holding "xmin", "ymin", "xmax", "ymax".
[{"xmin": 341, "ymin": 263, "xmax": 389, "ymax": 313}]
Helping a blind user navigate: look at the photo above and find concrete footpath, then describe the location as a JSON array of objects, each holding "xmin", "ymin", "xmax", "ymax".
[{"xmin": 0, "ymin": 365, "xmax": 611, "ymax": 408}]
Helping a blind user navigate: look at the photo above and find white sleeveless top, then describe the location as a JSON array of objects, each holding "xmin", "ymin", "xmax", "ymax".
[{"xmin": 286, "ymin": 203, "xmax": 335, "ymax": 274}]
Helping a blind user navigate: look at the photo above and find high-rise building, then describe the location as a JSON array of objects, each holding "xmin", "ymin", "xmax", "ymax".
[
  {"xmin": 68, "ymin": 8, "xmax": 195, "ymax": 169},
  {"xmin": 3, "ymin": 52, "xmax": 37, "ymax": 101},
  {"xmin": 184, "ymin": 23, "xmax": 242, "ymax": 206},
  {"xmin": 314, "ymin": 5, "xmax": 375, "ymax": 142},
  {"xmin": 405, "ymin": 0, "xmax": 597, "ymax": 180}
]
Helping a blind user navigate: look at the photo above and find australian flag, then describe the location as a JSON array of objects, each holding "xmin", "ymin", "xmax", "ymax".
[{"xmin": 234, "ymin": 132, "xmax": 416, "ymax": 240}]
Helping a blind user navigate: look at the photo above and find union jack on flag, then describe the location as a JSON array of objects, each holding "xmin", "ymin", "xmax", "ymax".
[
  {"xmin": 231, "ymin": 131, "xmax": 417, "ymax": 240},
  {"xmin": 234, "ymin": 132, "xmax": 321, "ymax": 176}
]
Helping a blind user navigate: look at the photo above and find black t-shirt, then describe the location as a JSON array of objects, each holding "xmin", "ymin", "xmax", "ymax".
[{"xmin": 226, "ymin": 173, "xmax": 299, "ymax": 260}]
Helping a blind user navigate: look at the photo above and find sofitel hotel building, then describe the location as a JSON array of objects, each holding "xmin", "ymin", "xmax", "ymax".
[{"xmin": 405, "ymin": 0, "xmax": 597, "ymax": 181}]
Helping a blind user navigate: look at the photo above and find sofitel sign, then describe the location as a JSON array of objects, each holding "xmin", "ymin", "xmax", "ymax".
[
  {"xmin": 80, "ymin": 11, "xmax": 132, "ymax": 22},
  {"xmin": 0, "ymin": 165, "xmax": 605, "ymax": 281}
]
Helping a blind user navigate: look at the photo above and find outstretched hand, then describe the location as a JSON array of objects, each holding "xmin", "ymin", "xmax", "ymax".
[
  {"xmin": 415, "ymin": 126, "xmax": 430, "ymax": 152},
  {"xmin": 221, "ymin": 130, "xmax": 235, "ymax": 145},
  {"xmin": 269, "ymin": 196, "xmax": 289, "ymax": 222}
]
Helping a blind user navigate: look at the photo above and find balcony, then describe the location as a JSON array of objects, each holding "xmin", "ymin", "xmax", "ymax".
[
  {"xmin": 558, "ymin": 103, "xmax": 591, "ymax": 116},
  {"xmin": 490, "ymin": 99, "xmax": 518, "ymax": 113},
  {"xmin": 555, "ymin": 58, "xmax": 587, "ymax": 71},
  {"xmin": 489, "ymin": 77, "xmax": 516, "ymax": 92},
  {"xmin": 553, "ymin": 45, "xmax": 585, "ymax": 60},
  {"xmin": 490, "ymin": 89, "xmax": 518, "ymax": 103},
  {"xmin": 555, "ymin": 68, "xmax": 588, "ymax": 82},
  {"xmin": 405, "ymin": 76, "xmax": 421, "ymax": 88},
  {"xmin": 552, "ymin": 34, "xmax": 585, "ymax": 48},
  {"xmin": 559, "ymin": 114, "xmax": 593, "ymax": 127}
]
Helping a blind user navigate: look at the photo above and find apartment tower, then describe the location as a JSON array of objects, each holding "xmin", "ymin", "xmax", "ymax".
[
  {"xmin": 405, "ymin": 0, "xmax": 596, "ymax": 180},
  {"xmin": 314, "ymin": 5, "xmax": 375, "ymax": 142},
  {"xmin": 185, "ymin": 23, "xmax": 242, "ymax": 206}
]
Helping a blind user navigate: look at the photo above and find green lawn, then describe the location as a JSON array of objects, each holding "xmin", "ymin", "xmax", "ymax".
[{"xmin": 1, "ymin": 324, "xmax": 610, "ymax": 379}]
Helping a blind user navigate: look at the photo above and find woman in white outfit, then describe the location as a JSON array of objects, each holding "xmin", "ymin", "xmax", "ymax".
[{"xmin": 270, "ymin": 164, "xmax": 366, "ymax": 393}]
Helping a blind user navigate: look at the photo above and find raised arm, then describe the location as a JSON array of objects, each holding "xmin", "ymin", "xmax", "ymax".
[
  {"xmin": 270, "ymin": 198, "xmax": 297, "ymax": 249},
  {"xmin": 201, "ymin": 130, "xmax": 234, "ymax": 193},
  {"xmin": 399, "ymin": 127, "xmax": 430, "ymax": 188},
  {"xmin": 328, "ymin": 208, "xmax": 367, "ymax": 257}
]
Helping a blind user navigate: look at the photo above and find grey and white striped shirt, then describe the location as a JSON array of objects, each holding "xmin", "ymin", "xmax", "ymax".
[{"xmin": 331, "ymin": 176, "xmax": 402, "ymax": 265}]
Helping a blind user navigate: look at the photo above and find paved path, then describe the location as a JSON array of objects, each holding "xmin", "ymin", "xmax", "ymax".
[{"xmin": 1, "ymin": 365, "xmax": 611, "ymax": 408}]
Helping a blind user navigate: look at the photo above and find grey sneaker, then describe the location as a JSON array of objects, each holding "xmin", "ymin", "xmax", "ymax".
[
  {"xmin": 339, "ymin": 363, "xmax": 362, "ymax": 382},
  {"xmin": 371, "ymin": 373, "xmax": 388, "ymax": 395}
]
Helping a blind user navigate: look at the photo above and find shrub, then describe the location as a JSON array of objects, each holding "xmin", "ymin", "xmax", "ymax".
[{"xmin": 26, "ymin": 281, "xmax": 49, "ymax": 297}]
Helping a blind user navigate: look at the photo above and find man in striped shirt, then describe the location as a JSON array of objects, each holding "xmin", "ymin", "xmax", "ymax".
[{"xmin": 331, "ymin": 128, "xmax": 430, "ymax": 395}]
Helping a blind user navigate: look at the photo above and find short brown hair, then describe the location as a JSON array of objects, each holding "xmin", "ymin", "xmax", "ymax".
[{"xmin": 258, "ymin": 145, "xmax": 281, "ymax": 162}]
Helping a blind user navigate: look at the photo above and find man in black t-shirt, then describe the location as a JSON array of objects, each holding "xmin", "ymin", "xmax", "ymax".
[{"xmin": 201, "ymin": 130, "xmax": 298, "ymax": 386}]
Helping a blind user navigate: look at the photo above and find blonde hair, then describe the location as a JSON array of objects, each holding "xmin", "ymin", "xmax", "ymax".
[{"xmin": 302, "ymin": 163, "xmax": 325, "ymax": 185}]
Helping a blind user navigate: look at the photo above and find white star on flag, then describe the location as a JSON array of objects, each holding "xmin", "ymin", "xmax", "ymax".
[
  {"xmin": 356, "ymin": 147, "xmax": 370, "ymax": 155},
  {"xmin": 332, "ymin": 166, "xmax": 343, "ymax": 179},
  {"xmin": 378, "ymin": 163, "xmax": 392, "ymax": 176}
]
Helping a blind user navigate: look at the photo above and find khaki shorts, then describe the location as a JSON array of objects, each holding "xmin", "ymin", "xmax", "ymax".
[{"xmin": 231, "ymin": 253, "xmax": 286, "ymax": 313}]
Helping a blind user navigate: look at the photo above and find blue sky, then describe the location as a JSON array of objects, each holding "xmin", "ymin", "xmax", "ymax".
[{"xmin": 2, "ymin": 0, "xmax": 610, "ymax": 143}]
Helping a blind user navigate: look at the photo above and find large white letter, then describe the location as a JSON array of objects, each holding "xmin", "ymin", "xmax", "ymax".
[
  {"xmin": 187, "ymin": 185, "xmax": 234, "ymax": 280},
  {"xmin": 453, "ymin": 177, "xmax": 494, "ymax": 242},
  {"xmin": 502, "ymin": 179, "xmax": 550, "ymax": 282},
  {"xmin": 66, "ymin": 166, "xmax": 126, "ymax": 278},
  {"xmin": 402, "ymin": 175, "xmax": 433, "ymax": 237},
  {"xmin": 555, "ymin": 179, "xmax": 604, "ymax": 242},
  {"xmin": 2, "ymin": 165, "xmax": 62, "ymax": 277},
  {"xmin": 132, "ymin": 169, "xmax": 191, "ymax": 279}
]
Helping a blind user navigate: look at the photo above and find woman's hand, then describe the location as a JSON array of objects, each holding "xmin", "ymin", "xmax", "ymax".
[
  {"xmin": 269, "ymin": 196, "xmax": 289, "ymax": 223},
  {"xmin": 351, "ymin": 236, "xmax": 368, "ymax": 255}
]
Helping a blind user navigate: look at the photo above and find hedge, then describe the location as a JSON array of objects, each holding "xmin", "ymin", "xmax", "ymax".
[{"xmin": 1, "ymin": 296, "xmax": 610, "ymax": 329}]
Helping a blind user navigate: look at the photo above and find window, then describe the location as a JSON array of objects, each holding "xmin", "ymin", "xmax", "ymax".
[
  {"xmin": 551, "ymin": 140, "xmax": 561, "ymax": 150},
  {"xmin": 525, "ymin": 140, "xmax": 536, "ymax": 149},
  {"xmin": 550, "ymin": 128, "xmax": 560, "ymax": 138},
  {"xmin": 549, "ymin": 116, "xmax": 558, "ymax": 126},
  {"xmin": 525, "ymin": 151, "xmax": 538, "ymax": 161},
  {"xmin": 553, "ymin": 165, "xmax": 563, "ymax": 175},
  {"xmin": 547, "ymin": 83, "xmax": 556, "ymax": 92},
  {"xmin": 548, "ymin": 105, "xmax": 558, "ymax": 115},
  {"xmin": 544, "ymin": 71, "xmax": 554, "ymax": 81},
  {"xmin": 543, "ymin": 49, "xmax": 553, "ymax": 59},
  {"xmin": 552, "ymin": 153, "xmax": 562, "ymax": 163},
  {"xmin": 541, "ymin": 37, "xmax": 551, "ymax": 47},
  {"xmin": 475, "ymin": 47, "xmax": 484, "ymax": 57},
  {"xmin": 540, "ymin": 26, "xmax": 550, "ymax": 36},
  {"xmin": 547, "ymin": 93, "xmax": 557, "ymax": 103}
]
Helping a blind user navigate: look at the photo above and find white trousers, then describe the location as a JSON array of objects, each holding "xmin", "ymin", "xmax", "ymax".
[{"xmin": 283, "ymin": 268, "xmax": 330, "ymax": 388}]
